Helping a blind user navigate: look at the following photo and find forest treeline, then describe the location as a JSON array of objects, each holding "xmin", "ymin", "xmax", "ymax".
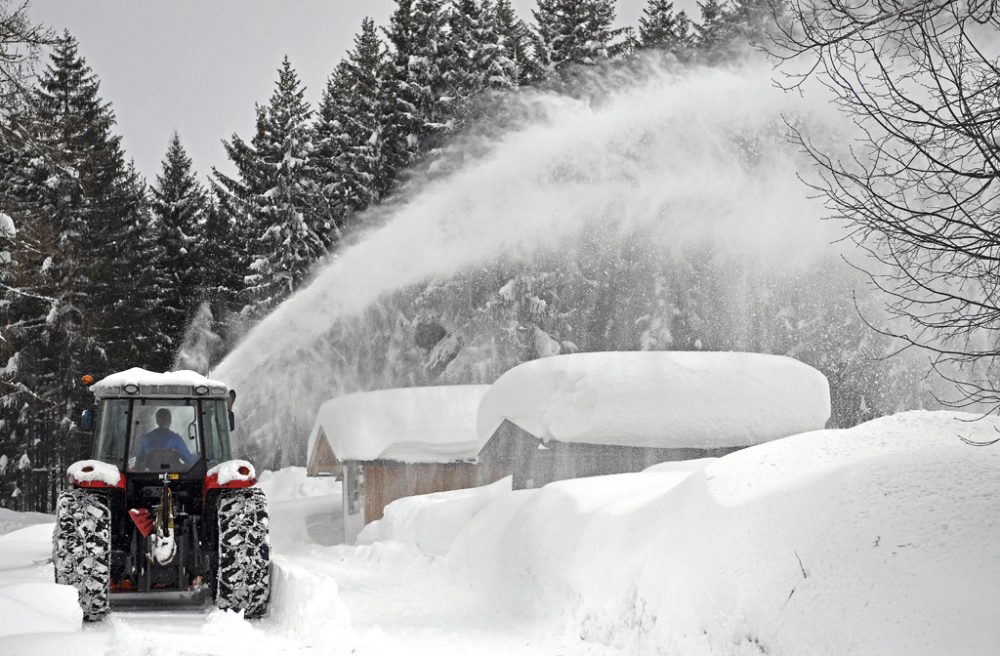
[{"xmin": 0, "ymin": 0, "xmax": 911, "ymax": 507}]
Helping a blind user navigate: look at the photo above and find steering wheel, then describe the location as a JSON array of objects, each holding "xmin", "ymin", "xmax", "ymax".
[{"xmin": 139, "ymin": 448, "xmax": 186, "ymax": 471}]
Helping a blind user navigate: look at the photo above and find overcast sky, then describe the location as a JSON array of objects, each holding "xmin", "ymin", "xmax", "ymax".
[{"xmin": 27, "ymin": 0, "xmax": 689, "ymax": 182}]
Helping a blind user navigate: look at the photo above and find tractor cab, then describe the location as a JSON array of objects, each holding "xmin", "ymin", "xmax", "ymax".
[{"xmin": 88, "ymin": 370, "xmax": 234, "ymax": 477}]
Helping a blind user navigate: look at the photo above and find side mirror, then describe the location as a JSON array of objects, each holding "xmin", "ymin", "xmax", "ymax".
[
  {"xmin": 80, "ymin": 408, "xmax": 94, "ymax": 432},
  {"xmin": 228, "ymin": 411, "xmax": 236, "ymax": 432}
]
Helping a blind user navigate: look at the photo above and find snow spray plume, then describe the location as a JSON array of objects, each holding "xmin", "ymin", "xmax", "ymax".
[{"xmin": 213, "ymin": 55, "xmax": 864, "ymax": 467}]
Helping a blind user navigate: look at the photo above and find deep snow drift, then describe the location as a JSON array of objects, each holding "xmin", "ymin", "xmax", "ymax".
[{"xmin": 372, "ymin": 410, "xmax": 1000, "ymax": 655}]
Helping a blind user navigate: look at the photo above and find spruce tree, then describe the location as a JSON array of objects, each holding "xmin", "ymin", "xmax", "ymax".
[
  {"xmin": 639, "ymin": 0, "xmax": 695, "ymax": 57},
  {"xmin": 150, "ymin": 132, "xmax": 207, "ymax": 353},
  {"xmin": 694, "ymin": 0, "xmax": 730, "ymax": 51},
  {"xmin": 532, "ymin": 0, "xmax": 628, "ymax": 77},
  {"xmin": 314, "ymin": 17, "xmax": 388, "ymax": 227},
  {"xmin": 382, "ymin": 0, "xmax": 451, "ymax": 170},
  {"xmin": 488, "ymin": 0, "xmax": 538, "ymax": 87},
  {"xmin": 0, "ymin": 33, "xmax": 148, "ymax": 510},
  {"xmin": 216, "ymin": 58, "xmax": 326, "ymax": 320}
]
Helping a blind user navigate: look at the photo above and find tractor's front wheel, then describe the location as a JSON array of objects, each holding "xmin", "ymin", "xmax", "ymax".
[
  {"xmin": 52, "ymin": 488, "xmax": 111, "ymax": 621},
  {"xmin": 215, "ymin": 487, "xmax": 270, "ymax": 618}
]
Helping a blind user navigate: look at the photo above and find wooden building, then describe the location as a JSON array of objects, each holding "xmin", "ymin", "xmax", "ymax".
[
  {"xmin": 306, "ymin": 385, "xmax": 506, "ymax": 543},
  {"xmin": 476, "ymin": 351, "xmax": 831, "ymax": 490}
]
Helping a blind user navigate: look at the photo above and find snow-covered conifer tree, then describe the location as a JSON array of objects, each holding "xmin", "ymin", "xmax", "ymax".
[
  {"xmin": 532, "ymin": 0, "xmax": 628, "ymax": 77},
  {"xmin": 150, "ymin": 132, "xmax": 208, "ymax": 350},
  {"xmin": 638, "ymin": 0, "xmax": 695, "ymax": 57},
  {"xmin": 224, "ymin": 58, "xmax": 326, "ymax": 320},
  {"xmin": 314, "ymin": 17, "xmax": 388, "ymax": 228}
]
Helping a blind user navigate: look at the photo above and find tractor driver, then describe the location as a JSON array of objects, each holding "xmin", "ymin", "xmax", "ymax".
[{"xmin": 134, "ymin": 408, "xmax": 195, "ymax": 467}]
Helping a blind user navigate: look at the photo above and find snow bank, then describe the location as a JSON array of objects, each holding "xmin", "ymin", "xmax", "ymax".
[
  {"xmin": 0, "ymin": 583, "xmax": 81, "ymax": 638},
  {"xmin": 267, "ymin": 555, "xmax": 350, "ymax": 644},
  {"xmin": 358, "ymin": 477, "xmax": 513, "ymax": 556},
  {"xmin": 308, "ymin": 385, "xmax": 491, "ymax": 463},
  {"xmin": 478, "ymin": 351, "xmax": 831, "ymax": 448},
  {"xmin": 259, "ymin": 468, "xmax": 344, "ymax": 550},
  {"xmin": 441, "ymin": 411, "xmax": 1000, "ymax": 655},
  {"xmin": 0, "ymin": 524, "xmax": 87, "ymax": 648},
  {"xmin": 257, "ymin": 466, "xmax": 340, "ymax": 502},
  {"xmin": 0, "ymin": 508, "xmax": 52, "ymax": 537},
  {"xmin": 67, "ymin": 459, "xmax": 121, "ymax": 486}
]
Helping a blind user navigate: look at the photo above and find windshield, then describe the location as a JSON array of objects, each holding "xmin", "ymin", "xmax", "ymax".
[{"xmin": 127, "ymin": 400, "xmax": 201, "ymax": 473}]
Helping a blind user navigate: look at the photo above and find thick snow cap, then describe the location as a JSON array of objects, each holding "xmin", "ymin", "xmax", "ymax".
[
  {"xmin": 90, "ymin": 367, "xmax": 229, "ymax": 399},
  {"xmin": 477, "ymin": 351, "xmax": 831, "ymax": 448},
  {"xmin": 308, "ymin": 385, "xmax": 491, "ymax": 464}
]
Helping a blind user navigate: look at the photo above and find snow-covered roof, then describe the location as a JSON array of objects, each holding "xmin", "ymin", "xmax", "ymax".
[
  {"xmin": 308, "ymin": 385, "xmax": 492, "ymax": 464},
  {"xmin": 477, "ymin": 351, "xmax": 831, "ymax": 449},
  {"xmin": 90, "ymin": 367, "xmax": 229, "ymax": 399}
]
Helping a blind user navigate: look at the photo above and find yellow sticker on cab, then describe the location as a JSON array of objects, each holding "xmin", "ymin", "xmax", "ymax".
[{"xmin": 168, "ymin": 473, "xmax": 179, "ymax": 480}]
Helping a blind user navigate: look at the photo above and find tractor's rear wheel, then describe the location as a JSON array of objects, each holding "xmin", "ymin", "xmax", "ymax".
[
  {"xmin": 216, "ymin": 487, "xmax": 270, "ymax": 618},
  {"xmin": 52, "ymin": 488, "xmax": 111, "ymax": 621}
]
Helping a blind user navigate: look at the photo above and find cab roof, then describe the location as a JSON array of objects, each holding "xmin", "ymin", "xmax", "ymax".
[{"xmin": 90, "ymin": 368, "xmax": 229, "ymax": 400}]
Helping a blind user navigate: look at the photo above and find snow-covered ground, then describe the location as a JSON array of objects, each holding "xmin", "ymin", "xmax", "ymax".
[{"xmin": 1, "ymin": 411, "xmax": 997, "ymax": 655}]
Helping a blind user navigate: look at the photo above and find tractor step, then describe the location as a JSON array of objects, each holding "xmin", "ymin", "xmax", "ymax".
[{"xmin": 109, "ymin": 587, "xmax": 211, "ymax": 609}]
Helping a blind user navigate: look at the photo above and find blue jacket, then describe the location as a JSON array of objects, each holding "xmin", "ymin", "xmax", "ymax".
[{"xmin": 136, "ymin": 427, "xmax": 195, "ymax": 464}]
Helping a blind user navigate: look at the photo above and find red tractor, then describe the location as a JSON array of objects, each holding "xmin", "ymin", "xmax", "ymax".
[{"xmin": 52, "ymin": 369, "xmax": 270, "ymax": 621}]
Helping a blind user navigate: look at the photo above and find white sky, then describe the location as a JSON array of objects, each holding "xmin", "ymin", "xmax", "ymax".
[{"xmin": 28, "ymin": 0, "xmax": 694, "ymax": 182}]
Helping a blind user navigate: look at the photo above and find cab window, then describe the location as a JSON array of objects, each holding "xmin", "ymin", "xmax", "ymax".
[
  {"xmin": 202, "ymin": 400, "xmax": 232, "ymax": 466},
  {"xmin": 94, "ymin": 399, "xmax": 130, "ymax": 468}
]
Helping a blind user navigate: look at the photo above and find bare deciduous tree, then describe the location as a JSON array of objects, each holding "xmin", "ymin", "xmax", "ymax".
[
  {"xmin": 770, "ymin": 0, "xmax": 1000, "ymax": 413},
  {"xmin": 0, "ymin": 0, "xmax": 53, "ymax": 111}
]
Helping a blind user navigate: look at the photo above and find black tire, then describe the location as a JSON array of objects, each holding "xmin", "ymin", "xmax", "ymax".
[
  {"xmin": 52, "ymin": 488, "xmax": 111, "ymax": 622},
  {"xmin": 216, "ymin": 487, "xmax": 270, "ymax": 618}
]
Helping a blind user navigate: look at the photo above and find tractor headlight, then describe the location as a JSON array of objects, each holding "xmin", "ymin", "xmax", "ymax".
[
  {"xmin": 123, "ymin": 383, "xmax": 139, "ymax": 395},
  {"xmin": 194, "ymin": 385, "xmax": 210, "ymax": 395}
]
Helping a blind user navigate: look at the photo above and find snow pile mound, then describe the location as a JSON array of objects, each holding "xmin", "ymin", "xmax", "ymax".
[
  {"xmin": 308, "ymin": 385, "xmax": 491, "ymax": 463},
  {"xmin": 358, "ymin": 476, "xmax": 513, "ymax": 556},
  {"xmin": 0, "ymin": 582, "xmax": 81, "ymax": 638},
  {"xmin": 67, "ymin": 459, "xmax": 121, "ymax": 486},
  {"xmin": 478, "ymin": 351, "xmax": 831, "ymax": 448},
  {"xmin": 257, "ymin": 466, "xmax": 340, "ymax": 502},
  {"xmin": 267, "ymin": 555, "xmax": 350, "ymax": 644},
  {"xmin": 260, "ymin": 467, "xmax": 344, "ymax": 551},
  {"xmin": 445, "ymin": 411, "xmax": 1000, "ymax": 655},
  {"xmin": 0, "ymin": 508, "xmax": 52, "ymax": 537},
  {"xmin": 207, "ymin": 459, "xmax": 255, "ymax": 484}
]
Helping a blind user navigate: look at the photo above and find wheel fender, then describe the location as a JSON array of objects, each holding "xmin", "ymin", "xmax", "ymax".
[
  {"xmin": 66, "ymin": 459, "xmax": 125, "ymax": 489},
  {"xmin": 204, "ymin": 459, "xmax": 257, "ymax": 498}
]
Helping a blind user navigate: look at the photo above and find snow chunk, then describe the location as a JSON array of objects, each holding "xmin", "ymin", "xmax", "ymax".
[
  {"xmin": 67, "ymin": 460, "xmax": 121, "ymax": 486},
  {"xmin": 206, "ymin": 459, "xmax": 255, "ymax": 485},
  {"xmin": 267, "ymin": 555, "xmax": 349, "ymax": 645},
  {"xmin": 477, "ymin": 351, "xmax": 830, "ymax": 448},
  {"xmin": 308, "ymin": 385, "xmax": 491, "ymax": 464},
  {"xmin": 0, "ymin": 213, "xmax": 15, "ymax": 238}
]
